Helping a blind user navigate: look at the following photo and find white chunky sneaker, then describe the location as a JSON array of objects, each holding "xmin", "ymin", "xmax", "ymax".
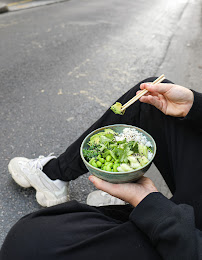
[
  {"xmin": 8, "ymin": 154, "xmax": 69, "ymax": 207},
  {"xmin": 87, "ymin": 191, "xmax": 126, "ymax": 207}
]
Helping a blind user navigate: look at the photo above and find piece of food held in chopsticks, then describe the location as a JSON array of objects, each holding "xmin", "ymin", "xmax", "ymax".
[
  {"xmin": 110, "ymin": 74, "xmax": 165, "ymax": 115},
  {"xmin": 110, "ymin": 102, "xmax": 125, "ymax": 115}
]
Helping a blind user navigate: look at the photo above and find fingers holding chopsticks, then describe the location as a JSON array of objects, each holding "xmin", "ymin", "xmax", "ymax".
[
  {"xmin": 137, "ymin": 82, "xmax": 170, "ymax": 111},
  {"xmin": 140, "ymin": 82, "xmax": 173, "ymax": 94},
  {"xmin": 139, "ymin": 94, "xmax": 165, "ymax": 112},
  {"xmin": 121, "ymin": 75, "xmax": 165, "ymax": 112}
]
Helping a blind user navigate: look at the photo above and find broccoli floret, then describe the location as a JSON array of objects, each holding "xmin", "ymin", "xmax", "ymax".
[{"xmin": 83, "ymin": 147, "xmax": 99, "ymax": 161}]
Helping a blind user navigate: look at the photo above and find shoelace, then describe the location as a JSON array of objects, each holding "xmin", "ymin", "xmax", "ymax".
[{"xmin": 28, "ymin": 153, "xmax": 54, "ymax": 170}]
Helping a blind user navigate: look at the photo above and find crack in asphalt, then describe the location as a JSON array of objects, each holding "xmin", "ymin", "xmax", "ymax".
[{"xmin": 155, "ymin": 0, "xmax": 190, "ymax": 75}]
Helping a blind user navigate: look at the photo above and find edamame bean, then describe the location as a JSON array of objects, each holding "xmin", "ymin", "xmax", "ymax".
[
  {"xmin": 97, "ymin": 161, "xmax": 102, "ymax": 168},
  {"xmin": 92, "ymin": 162, "xmax": 97, "ymax": 168},
  {"xmin": 99, "ymin": 158, "xmax": 105, "ymax": 164},
  {"xmin": 108, "ymin": 162, "xmax": 113, "ymax": 168},
  {"xmin": 104, "ymin": 161, "xmax": 110, "ymax": 166},
  {"xmin": 106, "ymin": 155, "xmax": 112, "ymax": 162},
  {"xmin": 106, "ymin": 165, "xmax": 112, "ymax": 172},
  {"xmin": 113, "ymin": 164, "xmax": 119, "ymax": 172}
]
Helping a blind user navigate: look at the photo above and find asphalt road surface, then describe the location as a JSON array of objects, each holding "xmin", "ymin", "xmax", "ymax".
[{"xmin": 0, "ymin": 0, "xmax": 202, "ymax": 247}]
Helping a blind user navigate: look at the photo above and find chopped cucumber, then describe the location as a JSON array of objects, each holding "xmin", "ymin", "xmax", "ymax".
[
  {"xmin": 118, "ymin": 163, "xmax": 133, "ymax": 172},
  {"xmin": 138, "ymin": 144, "xmax": 144, "ymax": 155},
  {"xmin": 143, "ymin": 146, "xmax": 148, "ymax": 157},
  {"xmin": 138, "ymin": 144, "xmax": 148, "ymax": 157},
  {"xmin": 138, "ymin": 156, "xmax": 149, "ymax": 166},
  {"xmin": 130, "ymin": 161, "xmax": 141, "ymax": 169}
]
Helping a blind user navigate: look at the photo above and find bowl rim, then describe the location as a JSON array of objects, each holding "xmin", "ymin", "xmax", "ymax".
[{"xmin": 80, "ymin": 124, "xmax": 156, "ymax": 175}]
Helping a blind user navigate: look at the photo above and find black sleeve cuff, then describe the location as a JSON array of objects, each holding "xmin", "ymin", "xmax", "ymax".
[
  {"xmin": 129, "ymin": 192, "xmax": 177, "ymax": 241},
  {"xmin": 129, "ymin": 193, "xmax": 199, "ymax": 259},
  {"xmin": 181, "ymin": 90, "xmax": 202, "ymax": 131}
]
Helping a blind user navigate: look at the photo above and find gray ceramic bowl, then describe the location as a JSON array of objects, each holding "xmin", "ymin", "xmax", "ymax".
[{"xmin": 80, "ymin": 124, "xmax": 156, "ymax": 183}]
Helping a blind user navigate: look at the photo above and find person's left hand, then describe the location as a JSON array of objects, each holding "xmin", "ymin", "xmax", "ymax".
[{"xmin": 89, "ymin": 176, "xmax": 158, "ymax": 207}]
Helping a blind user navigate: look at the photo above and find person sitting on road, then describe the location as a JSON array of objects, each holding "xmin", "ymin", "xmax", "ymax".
[{"xmin": 1, "ymin": 77, "xmax": 202, "ymax": 260}]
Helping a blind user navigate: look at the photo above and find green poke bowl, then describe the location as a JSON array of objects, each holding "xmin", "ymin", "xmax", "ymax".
[{"xmin": 80, "ymin": 124, "xmax": 156, "ymax": 184}]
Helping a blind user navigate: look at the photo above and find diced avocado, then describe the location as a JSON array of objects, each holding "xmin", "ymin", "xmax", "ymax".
[
  {"xmin": 104, "ymin": 129, "xmax": 116, "ymax": 135},
  {"xmin": 110, "ymin": 102, "xmax": 125, "ymax": 115},
  {"xmin": 105, "ymin": 133, "xmax": 114, "ymax": 140},
  {"xmin": 89, "ymin": 129, "xmax": 116, "ymax": 146},
  {"xmin": 89, "ymin": 134, "xmax": 100, "ymax": 145},
  {"xmin": 138, "ymin": 156, "xmax": 149, "ymax": 166}
]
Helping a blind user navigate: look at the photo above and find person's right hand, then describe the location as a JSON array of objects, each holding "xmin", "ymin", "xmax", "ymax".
[{"xmin": 138, "ymin": 83, "xmax": 194, "ymax": 117}]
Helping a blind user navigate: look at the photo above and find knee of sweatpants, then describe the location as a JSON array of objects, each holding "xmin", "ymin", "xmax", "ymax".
[{"xmin": 0, "ymin": 216, "xmax": 42, "ymax": 260}]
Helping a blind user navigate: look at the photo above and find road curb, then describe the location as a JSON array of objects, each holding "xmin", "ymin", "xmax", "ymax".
[{"xmin": 0, "ymin": 2, "xmax": 8, "ymax": 13}]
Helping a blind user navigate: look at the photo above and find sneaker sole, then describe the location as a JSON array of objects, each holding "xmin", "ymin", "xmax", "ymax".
[
  {"xmin": 8, "ymin": 161, "xmax": 69, "ymax": 207},
  {"xmin": 8, "ymin": 161, "xmax": 31, "ymax": 188}
]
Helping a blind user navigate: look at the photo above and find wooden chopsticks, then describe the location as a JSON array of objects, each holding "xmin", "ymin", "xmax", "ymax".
[{"xmin": 121, "ymin": 74, "xmax": 165, "ymax": 111}]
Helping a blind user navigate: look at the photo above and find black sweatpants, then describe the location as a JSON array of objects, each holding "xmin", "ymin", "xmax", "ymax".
[{"xmin": 1, "ymin": 78, "xmax": 202, "ymax": 260}]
